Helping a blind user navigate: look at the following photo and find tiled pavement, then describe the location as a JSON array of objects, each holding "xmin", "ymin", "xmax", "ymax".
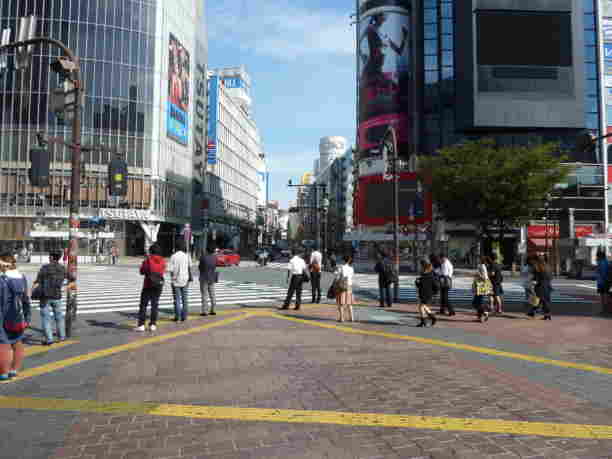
[{"xmin": 2, "ymin": 304, "xmax": 612, "ymax": 459}]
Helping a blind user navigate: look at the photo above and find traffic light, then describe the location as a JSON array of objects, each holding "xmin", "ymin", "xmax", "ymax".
[
  {"xmin": 29, "ymin": 148, "xmax": 51, "ymax": 187},
  {"xmin": 108, "ymin": 157, "xmax": 128, "ymax": 196}
]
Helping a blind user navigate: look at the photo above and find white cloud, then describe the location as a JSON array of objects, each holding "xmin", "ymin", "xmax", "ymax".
[{"xmin": 207, "ymin": 1, "xmax": 355, "ymax": 60}]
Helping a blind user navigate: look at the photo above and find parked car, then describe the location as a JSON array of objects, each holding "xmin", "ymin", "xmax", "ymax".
[{"xmin": 216, "ymin": 249, "xmax": 240, "ymax": 267}]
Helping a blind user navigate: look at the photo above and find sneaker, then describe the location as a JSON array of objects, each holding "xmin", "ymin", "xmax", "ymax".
[
  {"xmin": 150, "ymin": 324, "xmax": 157, "ymax": 332},
  {"xmin": 134, "ymin": 325, "xmax": 146, "ymax": 332}
]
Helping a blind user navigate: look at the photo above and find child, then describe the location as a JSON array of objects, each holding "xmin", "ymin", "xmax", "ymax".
[
  {"xmin": 472, "ymin": 265, "xmax": 492, "ymax": 323},
  {"xmin": 415, "ymin": 260, "xmax": 437, "ymax": 327}
]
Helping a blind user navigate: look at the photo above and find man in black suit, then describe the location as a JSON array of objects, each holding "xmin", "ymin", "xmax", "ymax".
[{"xmin": 199, "ymin": 246, "xmax": 218, "ymax": 316}]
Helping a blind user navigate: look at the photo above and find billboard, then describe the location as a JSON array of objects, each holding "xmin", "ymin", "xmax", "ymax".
[
  {"xmin": 357, "ymin": 0, "xmax": 412, "ymax": 161},
  {"xmin": 167, "ymin": 33, "xmax": 190, "ymax": 145},
  {"xmin": 355, "ymin": 172, "xmax": 432, "ymax": 226},
  {"xmin": 207, "ymin": 76, "xmax": 219, "ymax": 165}
]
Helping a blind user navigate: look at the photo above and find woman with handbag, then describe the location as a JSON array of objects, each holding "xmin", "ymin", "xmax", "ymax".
[
  {"xmin": 334, "ymin": 255, "xmax": 354, "ymax": 322},
  {"xmin": 0, "ymin": 252, "xmax": 31, "ymax": 380}
]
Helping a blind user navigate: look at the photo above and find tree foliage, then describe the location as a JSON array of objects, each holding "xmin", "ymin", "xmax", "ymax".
[{"xmin": 417, "ymin": 138, "xmax": 572, "ymax": 240}]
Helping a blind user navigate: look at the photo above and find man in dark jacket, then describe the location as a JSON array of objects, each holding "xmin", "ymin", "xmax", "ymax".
[
  {"xmin": 33, "ymin": 251, "xmax": 68, "ymax": 345},
  {"xmin": 199, "ymin": 245, "xmax": 218, "ymax": 316},
  {"xmin": 136, "ymin": 244, "xmax": 166, "ymax": 332},
  {"xmin": 374, "ymin": 251, "xmax": 393, "ymax": 307}
]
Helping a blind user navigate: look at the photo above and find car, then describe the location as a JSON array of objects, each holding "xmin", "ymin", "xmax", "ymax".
[{"xmin": 216, "ymin": 249, "xmax": 240, "ymax": 267}]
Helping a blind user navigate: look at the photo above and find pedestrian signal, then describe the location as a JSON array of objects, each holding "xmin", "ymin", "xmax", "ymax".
[
  {"xmin": 108, "ymin": 157, "xmax": 128, "ymax": 196},
  {"xmin": 29, "ymin": 148, "xmax": 51, "ymax": 187}
]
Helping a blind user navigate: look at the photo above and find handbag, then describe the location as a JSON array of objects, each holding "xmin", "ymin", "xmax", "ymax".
[
  {"xmin": 528, "ymin": 293, "xmax": 540, "ymax": 307},
  {"xmin": 327, "ymin": 281, "xmax": 337, "ymax": 299}
]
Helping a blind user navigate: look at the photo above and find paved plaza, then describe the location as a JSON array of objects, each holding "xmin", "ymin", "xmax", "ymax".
[{"xmin": 1, "ymin": 266, "xmax": 612, "ymax": 458}]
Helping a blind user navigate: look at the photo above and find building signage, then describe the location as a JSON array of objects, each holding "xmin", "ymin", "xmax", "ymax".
[
  {"xmin": 527, "ymin": 225, "xmax": 593, "ymax": 238},
  {"xmin": 606, "ymin": 44, "xmax": 612, "ymax": 59},
  {"xmin": 99, "ymin": 208, "xmax": 153, "ymax": 221},
  {"xmin": 604, "ymin": 19, "xmax": 612, "ymax": 41},
  {"xmin": 221, "ymin": 77, "xmax": 245, "ymax": 91},
  {"xmin": 207, "ymin": 76, "xmax": 219, "ymax": 165},
  {"xmin": 29, "ymin": 231, "xmax": 115, "ymax": 239},
  {"xmin": 167, "ymin": 33, "xmax": 191, "ymax": 145}
]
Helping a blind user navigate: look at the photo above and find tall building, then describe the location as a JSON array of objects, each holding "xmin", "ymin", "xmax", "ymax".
[
  {"xmin": 0, "ymin": 0, "xmax": 207, "ymax": 256},
  {"xmin": 206, "ymin": 66, "xmax": 266, "ymax": 253},
  {"xmin": 353, "ymin": 0, "xmax": 606, "ymax": 264}
]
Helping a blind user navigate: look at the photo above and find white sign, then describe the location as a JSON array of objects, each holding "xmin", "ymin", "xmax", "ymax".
[
  {"xmin": 100, "ymin": 208, "xmax": 153, "ymax": 221},
  {"xmin": 29, "ymin": 231, "xmax": 115, "ymax": 239}
]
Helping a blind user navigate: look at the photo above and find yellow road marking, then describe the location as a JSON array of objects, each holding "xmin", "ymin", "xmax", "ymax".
[
  {"xmin": 269, "ymin": 313, "xmax": 612, "ymax": 376},
  {"xmin": 2, "ymin": 312, "xmax": 251, "ymax": 384},
  {"xmin": 24, "ymin": 340, "xmax": 77, "ymax": 357},
  {"xmin": 0, "ymin": 396, "xmax": 610, "ymax": 439}
]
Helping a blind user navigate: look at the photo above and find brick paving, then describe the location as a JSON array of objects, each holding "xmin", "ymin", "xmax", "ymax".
[{"xmin": 12, "ymin": 312, "xmax": 606, "ymax": 459}]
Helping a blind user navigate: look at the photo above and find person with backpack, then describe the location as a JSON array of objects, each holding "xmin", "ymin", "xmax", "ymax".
[
  {"xmin": 136, "ymin": 244, "xmax": 166, "ymax": 332},
  {"xmin": 0, "ymin": 253, "xmax": 31, "ymax": 380},
  {"xmin": 33, "ymin": 251, "xmax": 68, "ymax": 345},
  {"xmin": 334, "ymin": 255, "xmax": 355, "ymax": 322},
  {"xmin": 309, "ymin": 245, "xmax": 323, "ymax": 303},
  {"xmin": 488, "ymin": 253, "xmax": 504, "ymax": 315},
  {"xmin": 374, "ymin": 251, "xmax": 395, "ymax": 307},
  {"xmin": 415, "ymin": 259, "xmax": 437, "ymax": 327},
  {"xmin": 169, "ymin": 240, "xmax": 191, "ymax": 322}
]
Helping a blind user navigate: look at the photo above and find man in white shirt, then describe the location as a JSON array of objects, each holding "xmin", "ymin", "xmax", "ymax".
[
  {"xmin": 169, "ymin": 240, "xmax": 191, "ymax": 321},
  {"xmin": 309, "ymin": 246, "xmax": 323, "ymax": 303},
  {"xmin": 438, "ymin": 254, "xmax": 455, "ymax": 316},
  {"xmin": 281, "ymin": 250, "xmax": 307, "ymax": 310}
]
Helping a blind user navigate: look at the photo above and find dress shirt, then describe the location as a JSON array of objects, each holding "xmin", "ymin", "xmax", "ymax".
[
  {"xmin": 310, "ymin": 250, "xmax": 322, "ymax": 266},
  {"xmin": 287, "ymin": 256, "xmax": 307, "ymax": 275},
  {"xmin": 335, "ymin": 264, "xmax": 355, "ymax": 287},
  {"xmin": 439, "ymin": 258, "xmax": 454, "ymax": 278}
]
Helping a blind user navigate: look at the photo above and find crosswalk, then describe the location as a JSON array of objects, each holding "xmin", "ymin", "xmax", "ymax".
[{"xmin": 72, "ymin": 276, "xmax": 312, "ymax": 315}]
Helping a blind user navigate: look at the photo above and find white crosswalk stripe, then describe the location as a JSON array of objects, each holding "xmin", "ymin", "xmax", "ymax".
[{"xmin": 71, "ymin": 276, "xmax": 312, "ymax": 315}]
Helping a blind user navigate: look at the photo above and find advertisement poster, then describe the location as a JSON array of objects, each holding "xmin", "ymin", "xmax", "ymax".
[
  {"xmin": 207, "ymin": 76, "xmax": 218, "ymax": 165},
  {"xmin": 167, "ymin": 33, "xmax": 190, "ymax": 145},
  {"xmin": 357, "ymin": 0, "xmax": 412, "ymax": 161}
]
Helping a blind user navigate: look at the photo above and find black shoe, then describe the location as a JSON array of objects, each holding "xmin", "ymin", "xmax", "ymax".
[
  {"xmin": 312, "ymin": 299, "xmax": 317, "ymax": 304},
  {"xmin": 379, "ymin": 304, "xmax": 385, "ymax": 308},
  {"xmin": 543, "ymin": 315, "xmax": 551, "ymax": 320},
  {"xmin": 200, "ymin": 312, "xmax": 208, "ymax": 316},
  {"xmin": 428, "ymin": 314, "xmax": 436, "ymax": 326},
  {"xmin": 180, "ymin": 318, "xmax": 186, "ymax": 322},
  {"xmin": 527, "ymin": 311, "xmax": 535, "ymax": 318},
  {"xmin": 210, "ymin": 311, "xmax": 217, "ymax": 315},
  {"xmin": 173, "ymin": 317, "xmax": 180, "ymax": 322},
  {"xmin": 416, "ymin": 319, "xmax": 426, "ymax": 327}
]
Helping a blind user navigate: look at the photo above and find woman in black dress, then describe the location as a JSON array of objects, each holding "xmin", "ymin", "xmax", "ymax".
[{"xmin": 415, "ymin": 260, "xmax": 437, "ymax": 327}]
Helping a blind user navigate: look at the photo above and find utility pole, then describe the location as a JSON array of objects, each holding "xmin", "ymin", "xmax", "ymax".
[
  {"xmin": 1, "ymin": 28, "xmax": 82, "ymax": 337},
  {"xmin": 381, "ymin": 126, "xmax": 400, "ymax": 302}
]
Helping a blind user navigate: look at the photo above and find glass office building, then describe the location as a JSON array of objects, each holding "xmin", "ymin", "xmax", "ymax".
[{"xmin": 0, "ymin": 0, "xmax": 206, "ymax": 257}]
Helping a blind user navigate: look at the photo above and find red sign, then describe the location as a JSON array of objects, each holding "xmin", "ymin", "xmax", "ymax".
[
  {"xmin": 608, "ymin": 165, "xmax": 612, "ymax": 184},
  {"xmin": 528, "ymin": 225, "xmax": 593, "ymax": 238}
]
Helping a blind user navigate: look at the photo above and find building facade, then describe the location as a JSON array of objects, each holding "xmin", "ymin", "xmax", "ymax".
[
  {"xmin": 0, "ymin": 0, "xmax": 207, "ymax": 257},
  {"xmin": 205, "ymin": 67, "xmax": 266, "ymax": 254}
]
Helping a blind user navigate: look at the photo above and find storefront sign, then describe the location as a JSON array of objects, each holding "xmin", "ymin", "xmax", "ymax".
[
  {"xmin": 528, "ymin": 225, "xmax": 593, "ymax": 238},
  {"xmin": 100, "ymin": 208, "xmax": 153, "ymax": 221},
  {"xmin": 29, "ymin": 231, "xmax": 115, "ymax": 239}
]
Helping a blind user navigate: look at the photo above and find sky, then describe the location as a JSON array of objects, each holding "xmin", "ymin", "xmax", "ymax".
[{"xmin": 206, "ymin": 0, "xmax": 357, "ymax": 209}]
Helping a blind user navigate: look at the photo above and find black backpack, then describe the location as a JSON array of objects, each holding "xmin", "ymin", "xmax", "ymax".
[{"xmin": 383, "ymin": 261, "xmax": 398, "ymax": 285}]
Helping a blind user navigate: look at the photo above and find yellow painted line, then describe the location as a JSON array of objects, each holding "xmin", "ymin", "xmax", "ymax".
[
  {"xmin": 0, "ymin": 396, "xmax": 610, "ymax": 439},
  {"xmin": 269, "ymin": 313, "xmax": 612, "ymax": 376},
  {"xmin": 1, "ymin": 312, "xmax": 252, "ymax": 384},
  {"xmin": 24, "ymin": 340, "xmax": 78, "ymax": 357}
]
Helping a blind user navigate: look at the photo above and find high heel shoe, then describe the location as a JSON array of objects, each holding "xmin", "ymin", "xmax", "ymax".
[
  {"xmin": 417, "ymin": 318, "xmax": 426, "ymax": 327},
  {"xmin": 543, "ymin": 315, "xmax": 551, "ymax": 320},
  {"xmin": 428, "ymin": 313, "xmax": 436, "ymax": 326}
]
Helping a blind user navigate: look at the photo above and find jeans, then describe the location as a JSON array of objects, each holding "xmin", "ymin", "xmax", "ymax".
[
  {"xmin": 284, "ymin": 275, "xmax": 303, "ymax": 307},
  {"xmin": 172, "ymin": 285, "xmax": 189, "ymax": 320},
  {"xmin": 378, "ymin": 279, "xmax": 392, "ymax": 306},
  {"xmin": 200, "ymin": 281, "xmax": 216, "ymax": 313},
  {"xmin": 310, "ymin": 272, "xmax": 321, "ymax": 302},
  {"xmin": 138, "ymin": 287, "xmax": 162, "ymax": 326},
  {"xmin": 40, "ymin": 299, "xmax": 65, "ymax": 343}
]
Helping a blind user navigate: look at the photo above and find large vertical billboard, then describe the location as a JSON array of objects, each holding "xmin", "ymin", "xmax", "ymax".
[
  {"xmin": 167, "ymin": 33, "xmax": 191, "ymax": 145},
  {"xmin": 206, "ymin": 76, "xmax": 218, "ymax": 165},
  {"xmin": 357, "ymin": 0, "xmax": 412, "ymax": 162}
]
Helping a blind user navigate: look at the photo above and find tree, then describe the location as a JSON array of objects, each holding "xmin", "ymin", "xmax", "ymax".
[{"xmin": 418, "ymin": 138, "xmax": 572, "ymax": 245}]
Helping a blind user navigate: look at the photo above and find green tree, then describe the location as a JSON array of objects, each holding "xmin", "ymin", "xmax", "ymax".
[{"xmin": 418, "ymin": 138, "xmax": 572, "ymax": 244}]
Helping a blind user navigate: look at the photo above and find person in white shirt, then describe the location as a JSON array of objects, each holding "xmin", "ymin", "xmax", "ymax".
[
  {"xmin": 438, "ymin": 254, "xmax": 455, "ymax": 316},
  {"xmin": 309, "ymin": 247, "xmax": 323, "ymax": 303},
  {"xmin": 169, "ymin": 240, "xmax": 191, "ymax": 322},
  {"xmin": 281, "ymin": 250, "xmax": 307, "ymax": 310},
  {"xmin": 334, "ymin": 255, "xmax": 355, "ymax": 322}
]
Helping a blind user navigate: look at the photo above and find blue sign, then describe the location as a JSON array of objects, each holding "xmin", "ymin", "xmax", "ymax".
[
  {"xmin": 167, "ymin": 103, "xmax": 188, "ymax": 145},
  {"xmin": 222, "ymin": 77, "xmax": 245, "ymax": 90},
  {"xmin": 167, "ymin": 33, "xmax": 190, "ymax": 146},
  {"xmin": 606, "ymin": 44, "xmax": 612, "ymax": 60},
  {"xmin": 207, "ymin": 77, "xmax": 219, "ymax": 165}
]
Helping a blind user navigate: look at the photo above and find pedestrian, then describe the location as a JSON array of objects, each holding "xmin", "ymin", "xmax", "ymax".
[
  {"xmin": 438, "ymin": 254, "xmax": 455, "ymax": 316},
  {"xmin": 472, "ymin": 262, "xmax": 492, "ymax": 323},
  {"xmin": 374, "ymin": 250, "xmax": 394, "ymax": 307},
  {"xmin": 596, "ymin": 250, "xmax": 609, "ymax": 314},
  {"xmin": 532, "ymin": 256, "xmax": 553, "ymax": 320},
  {"xmin": 199, "ymin": 245, "xmax": 218, "ymax": 316},
  {"xmin": 111, "ymin": 244, "xmax": 119, "ymax": 265},
  {"xmin": 281, "ymin": 250, "xmax": 307, "ymax": 310},
  {"xmin": 62, "ymin": 246, "xmax": 68, "ymax": 264},
  {"xmin": 169, "ymin": 240, "xmax": 191, "ymax": 322},
  {"xmin": 415, "ymin": 259, "xmax": 437, "ymax": 327},
  {"xmin": 334, "ymin": 255, "xmax": 354, "ymax": 322},
  {"xmin": 135, "ymin": 243, "xmax": 166, "ymax": 332},
  {"xmin": 309, "ymin": 245, "xmax": 323, "ymax": 303},
  {"xmin": 488, "ymin": 253, "xmax": 504, "ymax": 314},
  {"xmin": 33, "ymin": 251, "xmax": 68, "ymax": 345},
  {"xmin": 0, "ymin": 252, "xmax": 31, "ymax": 380}
]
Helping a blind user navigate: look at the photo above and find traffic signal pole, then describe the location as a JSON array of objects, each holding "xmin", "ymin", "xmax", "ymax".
[{"xmin": 1, "ymin": 36, "xmax": 82, "ymax": 336}]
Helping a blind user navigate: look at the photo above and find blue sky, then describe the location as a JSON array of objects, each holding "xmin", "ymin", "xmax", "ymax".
[{"xmin": 206, "ymin": 0, "xmax": 357, "ymax": 208}]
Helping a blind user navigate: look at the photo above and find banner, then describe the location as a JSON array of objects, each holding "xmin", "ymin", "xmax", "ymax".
[
  {"xmin": 207, "ymin": 76, "xmax": 219, "ymax": 165},
  {"xmin": 167, "ymin": 33, "xmax": 190, "ymax": 145}
]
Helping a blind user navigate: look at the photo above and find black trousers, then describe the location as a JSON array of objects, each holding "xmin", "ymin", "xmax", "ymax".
[
  {"xmin": 379, "ymin": 280, "xmax": 392, "ymax": 306},
  {"xmin": 310, "ymin": 272, "xmax": 321, "ymax": 302},
  {"xmin": 138, "ymin": 286, "xmax": 163, "ymax": 326},
  {"xmin": 439, "ymin": 287, "xmax": 454, "ymax": 314},
  {"xmin": 284, "ymin": 275, "xmax": 303, "ymax": 307}
]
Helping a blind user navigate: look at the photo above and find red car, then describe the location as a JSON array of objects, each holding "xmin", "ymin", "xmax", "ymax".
[{"xmin": 216, "ymin": 249, "xmax": 240, "ymax": 267}]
